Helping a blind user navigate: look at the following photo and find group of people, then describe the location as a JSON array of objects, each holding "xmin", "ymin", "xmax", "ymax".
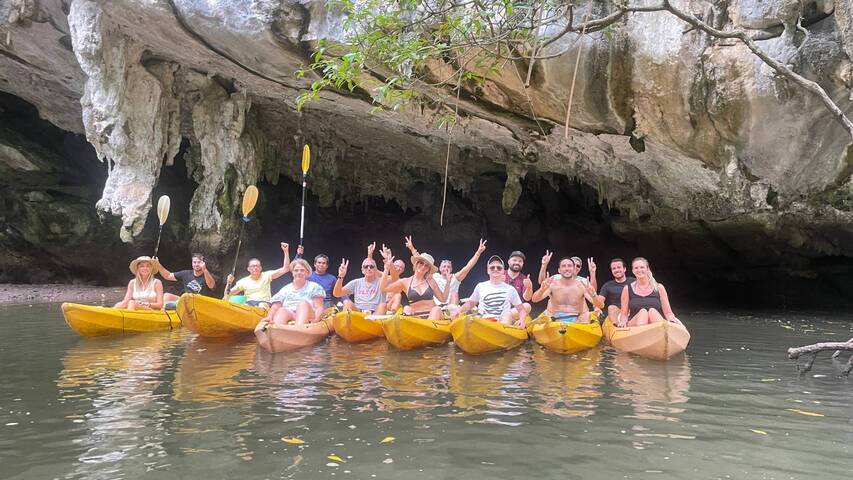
[{"xmin": 115, "ymin": 237, "xmax": 682, "ymax": 329}]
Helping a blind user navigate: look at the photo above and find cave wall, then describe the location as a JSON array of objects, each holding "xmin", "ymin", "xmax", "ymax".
[{"xmin": 0, "ymin": 0, "xmax": 852, "ymax": 306}]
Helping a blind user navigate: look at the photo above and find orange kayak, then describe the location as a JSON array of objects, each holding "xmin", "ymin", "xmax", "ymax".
[
  {"xmin": 255, "ymin": 319, "xmax": 332, "ymax": 353},
  {"xmin": 177, "ymin": 294, "xmax": 266, "ymax": 337},
  {"xmin": 602, "ymin": 317, "xmax": 690, "ymax": 360}
]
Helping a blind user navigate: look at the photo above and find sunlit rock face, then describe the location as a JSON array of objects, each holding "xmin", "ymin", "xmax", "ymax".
[{"xmin": 0, "ymin": 0, "xmax": 851, "ymax": 304}]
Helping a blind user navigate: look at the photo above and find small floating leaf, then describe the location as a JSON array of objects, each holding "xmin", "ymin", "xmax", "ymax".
[
  {"xmin": 281, "ymin": 437, "xmax": 305, "ymax": 444},
  {"xmin": 328, "ymin": 455, "xmax": 345, "ymax": 462},
  {"xmin": 380, "ymin": 436, "xmax": 395, "ymax": 444},
  {"xmin": 786, "ymin": 408, "xmax": 824, "ymax": 417},
  {"xmin": 750, "ymin": 429, "xmax": 768, "ymax": 435}
]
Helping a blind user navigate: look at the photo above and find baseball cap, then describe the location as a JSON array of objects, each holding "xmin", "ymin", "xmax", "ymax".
[
  {"xmin": 487, "ymin": 255, "xmax": 505, "ymax": 266},
  {"xmin": 509, "ymin": 250, "xmax": 525, "ymax": 260}
]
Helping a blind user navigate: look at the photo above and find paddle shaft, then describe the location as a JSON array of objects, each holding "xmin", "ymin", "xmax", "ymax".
[
  {"xmin": 224, "ymin": 221, "xmax": 247, "ymax": 296},
  {"xmin": 299, "ymin": 173, "xmax": 307, "ymax": 245},
  {"xmin": 153, "ymin": 226, "xmax": 164, "ymax": 257}
]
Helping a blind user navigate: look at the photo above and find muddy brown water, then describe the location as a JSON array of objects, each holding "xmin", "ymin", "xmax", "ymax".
[{"xmin": 1, "ymin": 304, "xmax": 851, "ymax": 479}]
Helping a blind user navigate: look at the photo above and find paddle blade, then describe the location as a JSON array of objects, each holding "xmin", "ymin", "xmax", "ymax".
[
  {"xmin": 157, "ymin": 195, "xmax": 170, "ymax": 226},
  {"xmin": 302, "ymin": 144, "xmax": 311, "ymax": 174},
  {"xmin": 241, "ymin": 185, "xmax": 259, "ymax": 217}
]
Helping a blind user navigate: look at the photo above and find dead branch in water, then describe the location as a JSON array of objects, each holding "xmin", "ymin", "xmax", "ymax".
[{"xmin": 787, "ymin": 338, "xmax": 853, "ymax": 376}]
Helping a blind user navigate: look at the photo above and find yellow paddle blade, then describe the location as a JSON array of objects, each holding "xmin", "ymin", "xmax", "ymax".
[
  {"xmin": 302, "ymin": 144, "xmax": 311, "ymax": 174},
  {"xmin": 156, "ymin": 195, "xmax": 170, "ymax": 226},
  {"xmin": 241, "ymin": 185, "xmax": 259, "ymax": 217}
]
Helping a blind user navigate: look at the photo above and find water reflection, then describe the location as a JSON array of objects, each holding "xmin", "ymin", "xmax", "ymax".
[
  {"xmin": 251, "ymin": 344, "xmax": 329, "ymax": 420},
  {"xmin": 610, "ymin": 351, "xmax": 692, "ymax": 421},
  {"xmin": 374, "ymin": 346, "xmax": 452, "ymax": 411},
  {"xmin": 58, "ymin": 332, "xmax": 178, "ymax": 478},
  {"xmin": 530, "ymin": 346, "xmax": 603, "ymax": 418},
  {"xmin": 173, "ymin": 337, "xmax": 258, "ymax": 403}
]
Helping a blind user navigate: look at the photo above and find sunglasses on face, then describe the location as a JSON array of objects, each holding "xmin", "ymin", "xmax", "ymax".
[
  {"xmin": 362, "ymin": 264, "xmax": 376, "ymax": 269},
  {"xmin": 416, "ymin": 261, "xmax": 425, "ymax": 266},
  {"xmin": 488, "ymin": 265, "xmax": 504, "ymax": 271}
]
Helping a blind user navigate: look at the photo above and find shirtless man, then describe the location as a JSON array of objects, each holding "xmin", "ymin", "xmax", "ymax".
[{"xmin": 531, "ymin": 256, "xmax": 596, "ymax": 324}]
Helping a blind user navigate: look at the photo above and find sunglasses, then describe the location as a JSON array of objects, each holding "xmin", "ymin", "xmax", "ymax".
[
  {"xmin": 362, "ymin": 264, "xmax": 376, "ymax": 269},
  {"xmin": 416, "ymin": 260, "xmax": 425, "ymax": 266},
  {"xmin": 488, "ymin": 265, "xmax": 504, "ymax": 271}
]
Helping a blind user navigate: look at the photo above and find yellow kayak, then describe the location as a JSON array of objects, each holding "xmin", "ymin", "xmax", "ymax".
[
  {"xmin": 449, "ymin": 315, "xmax": 528, "ymax": 355},
  {"xmin": 176, "ymin": 293, "xmax": 266, "ymax": 337},
  {"xmin": 332, "ymin": 310, "xmax": 385, "ymax": 343},
  {"xmin": 61, "ymin": 303, "xmax": 180, "ymax": 336},
  {"xmin": 602, "ymin": 317, "xmax": 690, "ymax": 360},
  {"xmin": 529, "ymin": 313, "xmax": 602, "ymax": 354},
  {"xmin": 381, "ymin": 314, "xmax": 451, "ymax": 350}
]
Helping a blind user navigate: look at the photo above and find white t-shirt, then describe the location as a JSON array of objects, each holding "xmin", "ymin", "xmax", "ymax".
[
  {"xmin": 271, "ymin": 281, "xmax": 325, "ymax": 311},
  {"xmin": 469, "ymin": 281, "xmax": 522, "ymax": 317},
  {"xmin": 432, "ymin": 272, "xmax": 460, "ymax": 304}
]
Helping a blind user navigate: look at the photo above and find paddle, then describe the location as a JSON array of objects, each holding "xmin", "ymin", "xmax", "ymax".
[
  {"xmin": 299, "ymin": 144, "xmax": 310, "ymax": 248},
  {"xmin": 153, "ymin": 195, "xmax": 170, "ymax": 257},
  {"xmin": 223, "ymin": 185, "xmax": 259, "ymax": 297}
]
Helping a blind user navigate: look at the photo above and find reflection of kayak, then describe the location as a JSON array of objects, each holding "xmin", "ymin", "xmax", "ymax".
[
  {"xmin": 61, "ymin": 303, "xmax": 180, "ymax": 336},
  {"xmin": 381, "ymin": 315, "xmax": 451, "ymax": 350},
  {"xmin": 449, "ymin": 315, "xmax": 527, "ymax": 355},
  {"xmin": 529, "ymin": 314, "xmax": 602, "ymax": 354},
  {"xmin": 255, "ymin": 319, "xmax": 332, "ymax": 353},
  {"xmin": 602, "ymin": 317, "xmax": 690, "ymax": 360},
  {"xmin": 177, "ymin": 294, "xmax": 265, "ymax": 337},
  {"xmin": 332, "ymin": 311, "xmax": 385, "ymax": 343},
  {"xmin": 173, "ymin": 337, "xmax": 258, "ymax": 402}
]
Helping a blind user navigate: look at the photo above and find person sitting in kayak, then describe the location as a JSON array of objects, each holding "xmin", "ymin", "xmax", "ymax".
[
  {"xmin": 379, "ymin": 246, "xmax": 449, "ymax": 320},
  {"xmin": 619, "ymin": 257, "xmax": 683, "ymax": 327},
  {"xmin": 596, "ymin": 258, "xmax": 634, "ymax": 326},
  {"xmin": 504, "ymin": 250, "xmax": 532, "ymax": 300},
  {"xmin": 385, "ymin": 257, "xmax": 407, "ymax": 312},
  {"xmin": 538, "ymin": 252, "xmax": 598, "ymax": 291},
  {"xmin": 333, "ymin": 243, "xmax": 387, "ymax": 315},
  {"xmin": 115, "ymin": 256, "xmax": 164, "ymax": 310},
  {"xmin": 532, "ymin": 256, "xmax": 597, "ymax": 323},
  {"xmin": 404, "ymin": 236, "xmax": 487, "ymax": 305},
  {"xmin": 264, "ymin": 259, "xmax": 326, "ymax": 326},
  {"xmin": 224, "ymin": 242, "xmax": 292, "ymax": 307},
  {"xmin": 308, "ymin": 253, "xmax": 338, "ymax": 308},
  {"xmin": 452, "ymin": 255, "xmax": 531, "ymax": 327},
  {"xmin": 157, "ymin": 253, "xmax": 216, "ymax": 303}
]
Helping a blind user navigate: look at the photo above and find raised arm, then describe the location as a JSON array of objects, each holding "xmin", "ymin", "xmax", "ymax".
[
  {"xmin": 332, "ymin": 259, "xmax": 351, "ymax": 297},
  {"xmin": 531, "ymin": 275, "xmax": 552, "ymax": 303},
  {"xmin": 157, "ymin": 263, "xmax": 177, "ymax": 282},
  {"xmin": 378, "ymin": 244, "xmax": 398, "ymax": 280},
  {"xmin": 270, "ymin": 243, "xmax": 291, "ymax": 280},
  {"xmin": 404, "ymin": 235, "xmax": 419, "ymax": 256},
  {"xmin": 455, "ymin": 238, "xmax": 487, "ymax": 281},
  {"xmin": 587, "ymin": 257, "xmax": 598, "ymax": 292},
  {"xmin": 538, "ymin": 250, "xmax": 553, "ymax": 284},
  {"xmin": 200, "ymin": 260, "xmax": 215, "ymax": 289},
  {"xmin": 522, "ymin": 274, "xmax": 533, "ymax": 302},
  {"xmin": 367, "ymin": 242, "xmax": 376, "ymax": 261}
]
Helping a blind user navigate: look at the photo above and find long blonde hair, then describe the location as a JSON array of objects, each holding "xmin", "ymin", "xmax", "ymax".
[
  {"xmin": 133, "ymin": 261, "xmax": 155, "ymax": 292},
  {"xmin": 632, "ymin": 257, "xmax": 658, "ymax": 292}
]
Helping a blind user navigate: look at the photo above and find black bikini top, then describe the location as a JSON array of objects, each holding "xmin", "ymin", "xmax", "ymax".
[{"xmin": 406, "ymin": 277, "xmax": 434, "ymax": 303}]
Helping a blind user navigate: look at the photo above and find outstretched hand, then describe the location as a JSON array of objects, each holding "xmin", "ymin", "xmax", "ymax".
[
  {"xmin": 281, "ymin": 242, "xmax": 289, "ymax": 253},
  {"xmin": 542, "ymin": 250, "xmax": 553, "ymax": 265},
  {"xmin": 367, "ymin": 242, "xmax": 376, "ymax": 257},
  {"xmin": 380, "ymin": 244, "xmax": 393, "ymax": 263},
  {"xmin": 476, "ymin": 238, "xmax": 487, "ymax": 255},
  {"xmin": 404, "ymin": 235, "xmax": 416, "ymax": 253},
  {"xmin": 338, "ymin": 258, "xmax": 349, "ymax": 278},
  {"xmin": 587, "ymin": 257, "xmax": 596, "ymax": 275}
]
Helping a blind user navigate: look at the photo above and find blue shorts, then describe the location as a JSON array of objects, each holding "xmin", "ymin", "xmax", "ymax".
[{"xmin": 553, "ymin": 312, "xmax": 578, "ymax": 323}]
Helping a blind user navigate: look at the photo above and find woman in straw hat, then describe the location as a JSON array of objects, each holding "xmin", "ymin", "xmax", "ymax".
[
  {"xmin": 115, "ymin": 256, "xmax": 164, "ymax": 310},
  {"xmin": 379, "ymin": 245, "xmax": 449, "ymax": 321}
]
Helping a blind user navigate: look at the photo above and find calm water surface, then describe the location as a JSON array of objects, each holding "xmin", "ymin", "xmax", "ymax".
[{"xmin": 1, "ymin": 305, "xmax": 851, "ymax": 479}]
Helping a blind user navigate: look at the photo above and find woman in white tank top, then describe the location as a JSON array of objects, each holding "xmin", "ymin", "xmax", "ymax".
[{"xmin": 115, "ymin": 256, "xmax": 164, "ymax": 310}]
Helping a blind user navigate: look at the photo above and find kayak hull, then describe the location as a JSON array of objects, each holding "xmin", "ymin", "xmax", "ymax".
[
  {"xmin": 61, "ymin": 302, "xmax": 179, "ymax": 336},
  {"xmin": 255, "ymin": 319, "xmax": 332, "ymax": 353},
  {"xmin": 530, "ymin": 315, "xmax": 602, "ymax": 354},
  {"xmin": 332, "ymin": 311, "xmax": 384, "ymax": 343},
  {"xmin": 449, "ymin": 315, "xmax": 527, "ymax": 355},
  {"xmin": 381, "ymin": 315, "xmax": 451, "ymax": 350},
  {"xmin": 602, "ymin": 317, "xmax": 690, "ymax": 360},
  {"xmin": 177, "ymin": 294, "xmax": 266, "ymax": 337}
]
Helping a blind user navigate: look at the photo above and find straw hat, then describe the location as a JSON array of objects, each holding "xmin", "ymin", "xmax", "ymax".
[
  {"xmin": 129, "ymin": 256, "xmax": 160, "ymax": 275},
  {"xmin": 410, "ymin": 252, "xmax": 438, "ymax": 275}
]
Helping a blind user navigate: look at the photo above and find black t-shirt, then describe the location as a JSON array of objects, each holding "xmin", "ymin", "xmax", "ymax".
[
  {"xmin": 599, "ymin": 277, "xmax": 635, "ymax": 309},
  {"xmin": 174, "ymin": 270, "xmax": 214, "ymax": 297}
]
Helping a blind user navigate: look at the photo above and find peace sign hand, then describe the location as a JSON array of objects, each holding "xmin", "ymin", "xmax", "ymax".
[
  {"xmin": 587, "ymin": 257, "xmax": 596, "ymax": 275},
  {"xmin": 542, "ymin": 250, "xmax": 553, "ymax": 265},
  {"xmin": 338, "ymin": 259, "xmax": 349, "ymax": 278},
  {"xmin": 367, "ymin": 242, "xmax": 376, "ymax": 257},
  {"xmin": 476, "ymin": 238, "xmax": 487, "ymax": 255}
]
